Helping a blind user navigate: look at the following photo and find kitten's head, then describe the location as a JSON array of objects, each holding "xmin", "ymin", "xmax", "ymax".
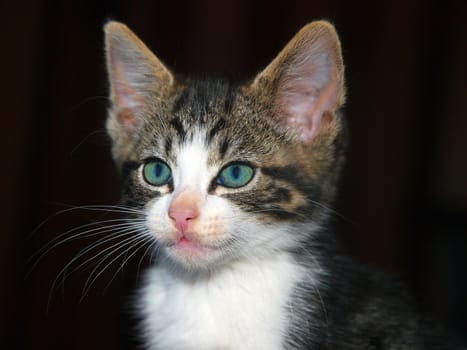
[{"xmin": 104, "ymin": 21, "xmax": 345, "ymax": 271}]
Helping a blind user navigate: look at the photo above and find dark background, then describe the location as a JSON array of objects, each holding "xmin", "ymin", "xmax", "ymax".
[{"xmin": 2, "ymin": 0, "xmax": 466, "ymax": 349}]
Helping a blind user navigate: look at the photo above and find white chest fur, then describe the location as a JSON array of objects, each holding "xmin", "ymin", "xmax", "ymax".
[{"xmin": 139, "ymin": 254, "xmax": 303, "ymax": 350}]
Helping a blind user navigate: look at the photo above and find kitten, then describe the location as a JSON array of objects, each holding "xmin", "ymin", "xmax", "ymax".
[{"xmin": 104, "ymin": 20, "xmax": 459, "ymax": 350}]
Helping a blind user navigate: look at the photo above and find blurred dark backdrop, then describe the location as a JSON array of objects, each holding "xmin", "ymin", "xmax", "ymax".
[{"xmin": 2, "ymin": 0, "xmax": 466, "ymax": 349}]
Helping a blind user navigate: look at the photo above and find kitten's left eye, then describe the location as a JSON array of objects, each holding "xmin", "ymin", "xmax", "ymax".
[
  {"xmin": 216, "ymin": 163, "xmax": 254, "ymax": 188},
  {"xmin": 142, "ymin": 159, "xmax": 172, "ymax": 186}
]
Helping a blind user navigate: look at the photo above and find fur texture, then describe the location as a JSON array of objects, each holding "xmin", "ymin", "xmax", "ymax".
[{"xmin": 104, "ymin": 21, "xmax": 459, "ymax": 349}]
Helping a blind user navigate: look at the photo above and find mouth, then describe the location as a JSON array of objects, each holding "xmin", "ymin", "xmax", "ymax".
[
  {"xmin": 166, "ymin": 236, "xmax": 216, "ymax": 257},
  {"xmin": 162, "ymin": 234, "xmax": 235, "ymax": 269}
]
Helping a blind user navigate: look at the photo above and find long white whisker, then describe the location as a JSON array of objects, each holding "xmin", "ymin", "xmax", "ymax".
[
  {"xmin": 304, "ymin": 198, "xmax": 354, "ymax": 224},
  {"xmin": 79, "ymin": 232, "xmax": 148, "ymax": 287},
  {"xmin": 81, "ymin": 233, "xmax": 151, "ymax": 299},
  {"xmin": 60, "ymin": 226, "xmax": 145, "ymax": 279},
  {"xmin": 67, "ymin": 204, "xmax": 146, "ymax": 215},
  {"xmin": 49, "ymin": 226, "xmax": 144, "ymax": 302},
  {"xmin": 137, "ymin": 240, "xmax": 158, "ymax": 275},
  {"xmin": 28, "ymin": 203, "xmax": 145, "ymax": 239},
  {"xmin": 27, "ymin": 219, "xmax": 145, "ymax": 274},
  {"xmin": 102, "ymin": 235, "xmax": 155, "ymax": 294}
]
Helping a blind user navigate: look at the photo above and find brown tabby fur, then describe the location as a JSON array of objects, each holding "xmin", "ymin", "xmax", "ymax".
[{"xmin": 103, "ymin": 20, "xmax": 460, "ymax": 349}]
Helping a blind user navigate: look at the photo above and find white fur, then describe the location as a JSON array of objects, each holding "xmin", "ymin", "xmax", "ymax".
[
  {"xmin": 145, "ymin": 133, "xmax": 220, "ymax": 246},
  {"xmin": 140, "ymin": 133, "xmax": 310, "ymax": 349},
  {"xmin": 140, "ymin": 253, "xmax": 304, "ymax": 350}
]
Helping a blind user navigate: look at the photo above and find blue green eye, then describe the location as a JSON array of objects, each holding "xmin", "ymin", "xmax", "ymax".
[
  {"xmin": 143, "ymin": 159, "xmax": 172, "ymax": 186},
  {"xmin": 217, "ymin": 163, "xmax": 254, "ymax": 188}
]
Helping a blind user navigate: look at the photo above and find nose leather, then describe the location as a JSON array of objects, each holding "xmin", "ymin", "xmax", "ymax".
[
  {"xmin": 168, "ymin": 191, "xmax": 201, "ymax": 233},
  {"xmin": 169, "ymin": 209, "xmax": 198, "ymax": 233}
]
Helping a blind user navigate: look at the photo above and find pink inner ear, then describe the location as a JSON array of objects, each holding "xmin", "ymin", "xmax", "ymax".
[
  {"xmin": 111, "ymin": 62, "xmax": 145, "ymax": 129},
  {"xmin": 113, "ymin": 84, "xmax": 142, "ymax": 130},
  {"xmin": 275, "ymin": 44, "xmax": 342, "ymax": 143},
  {"xmin": 281, "ymin": 68, "xmax": 340, "ymax": 143},
  {"xmin": 283, "ymin": 92, "xmax": 317, "ymax": 141},
  {"xmin": 116, "ymin": 107, "xmax": 137, "ymax": 129}
]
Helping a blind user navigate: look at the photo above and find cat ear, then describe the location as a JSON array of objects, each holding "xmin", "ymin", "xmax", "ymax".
[
  {"xmin": 104, "ymin": 21, "xmax": 174, "ymax": 134},
  {"xmin": 253, "ymin": 21, "xmax": 344, "ymax": 142}
]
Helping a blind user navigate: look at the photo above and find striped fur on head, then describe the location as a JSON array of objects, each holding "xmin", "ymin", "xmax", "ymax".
[{"xmin": 105, "ymin": 21, "xmax": 346, "ymax": 270}]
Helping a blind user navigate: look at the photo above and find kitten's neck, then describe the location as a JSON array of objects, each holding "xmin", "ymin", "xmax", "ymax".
[
  {"xmin": 158, "ymin": 249, "xmax": 304, "ymax": 282},
  {"xmin": 141, "ymin": 252, "xmax": 308, "ymax": 349}
]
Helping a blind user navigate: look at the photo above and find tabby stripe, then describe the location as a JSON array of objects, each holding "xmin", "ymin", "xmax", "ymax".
[
  {"xmin": 121, "ymin": 161, "xmax": 140, "ymax": 181},
  {"xmin": 219, "ymin": 139, "xmax": 230, "ymax": 159},
  {"xmin": 223, "ymin": 186, "xmax": 300, "ymax": 221},
  {"xmin": 262, "ymin": 166, "xmax": 304, "ymax": 187},
  {"xmin": 208, "ymin": 118, "xmax": 226, "ymax": 143},
  {"xmin": 262, "ymin": 166, "xmax": 321, "ymax": 203},
  {"xmin": 172, "ymin": 88, "xmax": 189, "ymax": 114},
  {"xmin": 271, "ymin": 187, "xmax": 292, "ymax": 202},
  {"xmin": 243, "ymin": 202, "xmax": 301, "ymax": 221},
  {"xmin": 170, "ymin": 118, "xmax": 186, "ymax": 139},
  {"xmin": 164, "ymin": 137, "xmax": 173, "ymax": 156}
]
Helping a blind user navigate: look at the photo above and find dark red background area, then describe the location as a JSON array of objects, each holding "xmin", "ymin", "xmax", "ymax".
[{"xmin": 2, "ymin": 1, "xmax": 466, "ymax": 349}]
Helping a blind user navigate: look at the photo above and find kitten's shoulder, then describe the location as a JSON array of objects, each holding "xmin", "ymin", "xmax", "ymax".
[{"xmin": 323, "ymin": 260, "xmax": 459, "ymax": 349}]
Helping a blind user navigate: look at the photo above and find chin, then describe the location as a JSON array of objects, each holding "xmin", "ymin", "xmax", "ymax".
[{"xmin": 162, "ymin": 241, "xmax": 229, "ymax": 272}]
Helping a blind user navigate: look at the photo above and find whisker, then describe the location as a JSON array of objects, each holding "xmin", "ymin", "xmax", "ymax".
[
  {"xmin": 72, "ymin": 204, "xmax": 145, "ymax": 214},
  {"xmin": 27, "ymin": 219, "xmax": 145, "ymax": 271},
  {"xmin": 69, "ymin": 129, "xmax": 107, "ymax": 155},
  {"xmin": 148, "ymin": 242, "xmax": 160, "ymax": 266},
  {"xmin": 102, "ymin": 235, "xmax": 155, "ymax": 294},
  {"xmin": 294, "ymin": 244, "xmax": 329, "ymax": 326},
  {"xmin": 28, "ymin": 203, "xmax": 145, "ymax": 240},
  {"xmin": 81, "ymin": 233, "xmax": 150, "ymax": 299},
  {"xmin": 49, "ymin": 226, "xmax": 145, "ymax": 303},
  {"xmin": 136, "ymin": 240, "xmax": 159, "ymax": 280},
  {"xmin": 304, "ymin": 198, "xmax": 355, "ymax": 225},
  {"xmin": 60, "ymin": 226, "xmax": 146, "ymax": 279},
  {"xmin": 69, "ymin": 95, "xmax": 108, "ymax": 113}
]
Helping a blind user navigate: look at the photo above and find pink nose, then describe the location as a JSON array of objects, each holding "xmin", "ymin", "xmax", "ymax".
[{"xmin": 169, "ymin": 208, "xmax": 199, "ymax": 233}]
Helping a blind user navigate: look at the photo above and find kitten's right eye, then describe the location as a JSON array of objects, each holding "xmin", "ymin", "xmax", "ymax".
[{"xmin": 142, "ymin": 159, "xmax": 172, "ymax": 186}]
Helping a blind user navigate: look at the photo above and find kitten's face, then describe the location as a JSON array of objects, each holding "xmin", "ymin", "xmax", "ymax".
[{"xmin": 104, "ymin": 21, "xmax": 345, "ymax": 270}]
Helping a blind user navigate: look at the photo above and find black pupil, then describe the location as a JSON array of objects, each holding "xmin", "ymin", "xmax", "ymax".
[
  {"xmin": 155, "ymin": 163, "xmax": 163, "ymax": 177},
  {"xmin": 231, "ymin": 165, "xmax": 240, "ymax": 179}
]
